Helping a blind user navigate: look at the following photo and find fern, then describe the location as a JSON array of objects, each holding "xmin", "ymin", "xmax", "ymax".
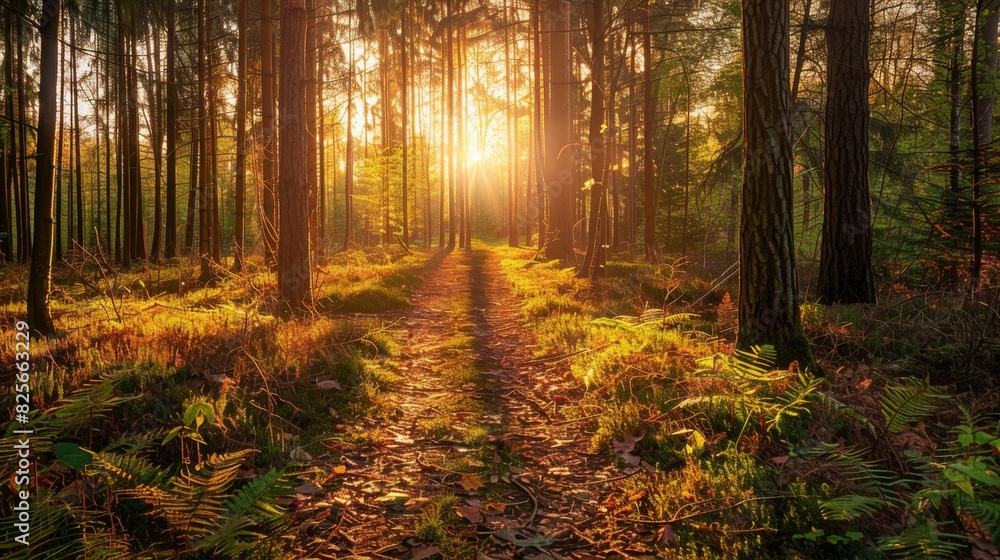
[
  {"xmin": 48, "ymin": 372, "xmax": 138, "ymax": 436},
  {"xmin": 769, "ymin": 373, "xmax": 824, "ymax": 433},
  {"xmin": 0, "ymin": 489, "xmax": 85, "ymax": 560},
  {"xmin": 881, "ymin": 377, "xmax": 949, "ymax": 435},
  {"xmin": 879, "ymin": 522, "xmax": 966, "ymax": 559},
  {"xmin": 197, "ymin": 466, "xmax": 293, "ymax": 554},
  {"xmin": 594, "ymin": 310, "xmax": 699, "ymax": 330}
]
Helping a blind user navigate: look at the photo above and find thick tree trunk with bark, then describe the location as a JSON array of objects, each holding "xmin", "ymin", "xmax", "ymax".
[
  {"xmin": 818, "ymin": 0, "xmax": 875, "ymax": 304},
  {"xmin": 27, "ymin": 0, "xmax": 61, "ymax": 337},
  {"xmin": 278, "ymin": 0, "xmax": 311, "ymax": 315},
  {"xmin": 970, "ymin": 0, "xmax": 999, "ymax": 290},
  {"xmin": 738, "ymin": 0, "xmax": 816, "ymax": 371}
]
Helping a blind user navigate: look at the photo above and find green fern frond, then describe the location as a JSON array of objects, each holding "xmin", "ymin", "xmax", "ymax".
[
  {"xmin": 815, "ymin": 391, "xmax": 879, "ymax": 437},
  {"xmin": 769, "ymin": 373, "xmax": 823, "ymax": 433},
  {"xmin": 0, "ymin": 489, "xmax": 84, "ymax": 560},
  {"xmin": 881, "ymin": 377, "xmax": 949, "ymax": 435},
  {"xmin": 879, "ymin": 522, "xmax": 966, "ymax": 559},
  {"xmin": 48, "ymin": 372, "xmax": 138, "ymax": 436},
  {"xmin": 821, "ymin": 494, "xmax": 885, "ymax": 520},
  {"xmin": 197, "ymin": 467, "xmax": 293, "ymax": 554}
]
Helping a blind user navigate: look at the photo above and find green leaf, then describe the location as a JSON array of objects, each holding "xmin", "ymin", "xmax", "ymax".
[
  {"xmin": 184, "ymin": 402, "xmax": 216, "ymax": 430},
  {"xmin": 54, "ymin": 442, "xmax": 92, "ymax": 471},
  {"xmin": 949, "ymin": 460, "xmax": 1000, "ymax": 486},
  {"xmin": 943, "ymin": 468, "xmax": 975, "ymax": 497}
]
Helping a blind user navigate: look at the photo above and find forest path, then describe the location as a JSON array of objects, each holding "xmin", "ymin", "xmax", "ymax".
[{"xmin": 304, "ymin": 246, "xmax": 647, "ymax": 559}]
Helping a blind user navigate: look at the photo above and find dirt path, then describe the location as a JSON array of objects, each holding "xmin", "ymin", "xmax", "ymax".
[{"xmin": 300, "ymin": 247, "xmax": 646, "ymax": 559}]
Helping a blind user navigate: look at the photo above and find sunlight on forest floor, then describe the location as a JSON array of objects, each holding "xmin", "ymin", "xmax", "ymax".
[{"xmin": 1, "ymin": 244, "xmax": 999, "ymax": 558}]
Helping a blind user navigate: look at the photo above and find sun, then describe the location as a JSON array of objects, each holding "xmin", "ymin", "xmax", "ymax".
[{"xmin": 467, "ymin": 148, "xmax": 483, "ymax": 165}]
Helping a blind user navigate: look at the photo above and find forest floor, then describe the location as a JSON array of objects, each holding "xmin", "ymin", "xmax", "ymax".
[
  {"xmin": 3, "ymin": 242, "xmax": 998, "ymax": 560},
  {"xmin": 295, "ymin": 247, "xmax": 652, "ymax": 558}
]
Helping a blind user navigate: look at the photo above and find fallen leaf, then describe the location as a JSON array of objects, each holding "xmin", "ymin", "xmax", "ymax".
[
  {"xmin": 657, "ymin": 524, "xmax": 677, "ymax": 544},
  {"xmin": 334, "ymin": 464, "xmax": 347, "ymax": 475},
  {"xmin": 404, "ymin": 497, "xmax": 431, "ymax": 512},
  {"xmin": 411, "ymin": 544, "xmax": 441, "ymax": 560},
  {"xmin": 455, "ymin": 505, "xmax": 483, "ymax": 524},
  {"xmin": 294, "ymin": 481, "xmax": 322, "ymax": 495},
  {"xmin": 314, "ymin": 509, "xmax": 331, "ymax": 521},
  {"xmin": 494, "ymin": 528, "xmax": 554, "ymax": 548},
  {"xmin": 375, "ymin": 491, "xmax": 411, "ymax": 505},
  {"xmin": 458, "ymin": 474, "xmax": 485, "ymax": 492},
  {"xmin": 290, "ymin": 447, "xmax": 313, "ymax": 461},
  {"xmin": 612, "ymin": 431, "xmax": 646, "ymax": 454}
]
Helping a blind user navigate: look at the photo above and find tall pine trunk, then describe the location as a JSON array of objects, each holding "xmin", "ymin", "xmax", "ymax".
[
  {"xmin": 261, "ymin": 0, "xmax": 278, "ymax": 266},
  {"xmin": 234, "ymin": 0, "xmax": 247, "ymax": 270},
  {"xmin": 641, "ymin": 0, "xmax": 657, "ymax": 263},
  {"xmin": 165, "ymin": 0, "xmax": 178, "ymax": 258},
  {"xmin": 970, "ymin": 0, "xmax": 999, "ymax": 290},
  {"xmin": 278, "ymin": 0, "xmax": 311, "ymax": 315},
  {"xmin": 578, "ymin": 0, "xmax": 607, "ymax": 278},
  {"xmin": 27, "ymin": 0, "xmax": 61, "ymax": 337},
  {"xmin": 738, "ymin": 0, "xmax": 816, "ymax": 371},
  {"xmin": 818, "ymin": 0, "xmax": 875, "ymax": 304},
  {"xmin": 545, "ymin": 0, "xmax": 574, "ymax": 261}
]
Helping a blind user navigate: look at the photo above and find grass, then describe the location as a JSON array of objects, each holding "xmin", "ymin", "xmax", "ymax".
[{"xmin": 0, "ymin": 247, "xmax": 431, "ymax": 559}]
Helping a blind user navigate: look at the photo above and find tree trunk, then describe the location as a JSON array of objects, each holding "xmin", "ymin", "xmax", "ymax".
[
  {"xmin": 72, "ymin": 19, "xmax": 83, "ymax": 252},
  {"xmin": 533, "ymin": 0, "xmax": 545, "ymax": 250},
  {"xmin": 27, "ymin": 0, "xmax": 61, "ymax": 337},
  {"xmin": 578, "ymin": 0, "xmax": 607, "ymax": 278},
  {"xmin": 737, "ymin": 0, "xmax": 816, "ymax": 371},
  {"xmin": 948, "ymin": 10, "xmax": 965, "ymax": 195},
  {"xmin": 818, "ymin": 0, "xmax": 875, "ymax": 304},
  {"xmin": 261, "ymin": 0, "xmax": 278, "ymax": 266},
  {"xmin": 185, "ymin": 130, "xmax": 198, "ymax": 251},
  {"xmin": 198, "ymin": 0, "xmax": 212, "ymax": 281},
  {"xmin": 642, "ymin": 0, "xmax": 657, "ymax": 263},
  {"xmin": 306, "ymin": 0, "xmax": 319, "ymax": 255},
  {"xmin": 401, "ymin": 12, "xmax": 409, "ymax": 248},
  {"xmin": 545, "ymin": 0, "xmax": 574, "ymax": 261},
  {"xmin": 279, "ymin": 0, "xmax": 311, "ymax": 315},
  {"xmin": 447, "ymin": 4, "xmax": 456, "ymax": 249},
  {"xmin": 130, "ymin": 37, "xmax": 145, "ymax": 261},
  {"xmin": 970, "ymin": 0, "xmax": 999, "ymax": 290},
  {"xmin": 344, "ymin": 43, "xmax": 355, "ymax": 250},
  {"xmin": 165, "ymin": 0, "xmax": 177, "ymax": 259},
  {"xmin": 148, "ymin": 30, "xmax": 162, "ymax": 260},
  {"xmin": 234, "ymin": 0, "xmax": 247, "ymax": 270},
  {"xmin": 16, "ymin": 22, "xmax": 30, "ymax": 264},
  {"xmin": 0, "ymin": 14, "xmax": 12, "ymax": 263},
  {"xmin": 57, "ymin": 22, "xmax": 66, "ymax": 262}
]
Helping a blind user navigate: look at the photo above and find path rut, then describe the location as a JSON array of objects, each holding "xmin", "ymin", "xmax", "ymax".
[{"xmin": 299, "ymin": 248, "xmax": 645, "ymax": 559}]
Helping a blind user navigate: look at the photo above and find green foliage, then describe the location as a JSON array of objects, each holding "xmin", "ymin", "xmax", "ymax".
[
  {"xmin": 678, "ymin": 345, "xmax": 822, "ymax": 439},
  {"xmin": 881, "ymin": 377, "xmax": 949, "ymax": 435}
]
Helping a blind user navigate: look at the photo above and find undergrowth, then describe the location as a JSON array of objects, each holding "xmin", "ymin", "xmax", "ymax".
[
  {"xmin": 495, "ymin": 245, "xmax": 1000, "ymax": 559},
  {"xmin": 0, "ymin": 248, "xmax": 426, "ymax": 558}
]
